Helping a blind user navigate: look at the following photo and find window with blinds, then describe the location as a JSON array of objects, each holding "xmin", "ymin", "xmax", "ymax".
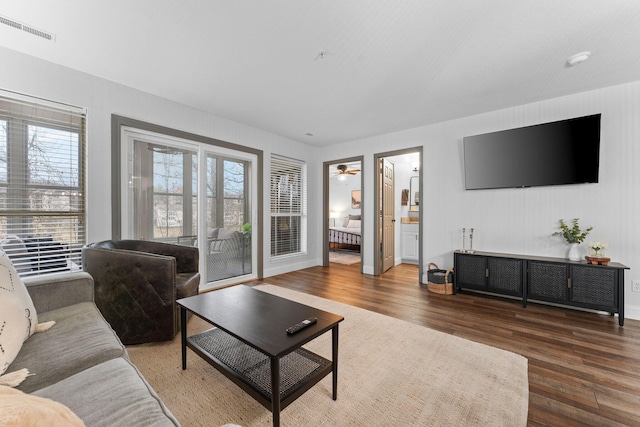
[
  {"xmin": 270, "ymin": 154, "xmax": 306, "ymax": 257},
  {"xmin": 0, "ymin": 91, "xmax": 86, "ymax": 276}
]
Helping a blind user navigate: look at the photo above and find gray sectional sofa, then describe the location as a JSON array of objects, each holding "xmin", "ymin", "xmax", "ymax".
[{"xmin": 8, "ymin": 271, "xmax": 180, "ymax": 426}]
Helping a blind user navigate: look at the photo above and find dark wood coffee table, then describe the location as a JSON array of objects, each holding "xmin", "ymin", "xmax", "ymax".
[{"xmin": 177, "ymin": 285, "xmax": 344, "ymax": 427}]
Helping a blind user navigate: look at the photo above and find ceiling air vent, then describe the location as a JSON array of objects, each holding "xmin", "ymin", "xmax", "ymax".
[{"xmin": 0, "ymin": 15, "xmax": 56, "ymax": 42}]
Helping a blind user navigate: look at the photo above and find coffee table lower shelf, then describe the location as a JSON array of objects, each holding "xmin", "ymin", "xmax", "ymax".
[{"xmin": 187, "ymin": 328, "xmax": 333, "ymax": 411}]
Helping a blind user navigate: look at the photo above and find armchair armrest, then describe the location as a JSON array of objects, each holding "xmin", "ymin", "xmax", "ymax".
[{"xmin": 23, "ymin": 271, "xmax": 94, "ymax": 313}]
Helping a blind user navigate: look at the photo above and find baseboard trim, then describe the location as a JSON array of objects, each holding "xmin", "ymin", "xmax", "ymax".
[
  {"xmin": 264, "ymin": 258, "xmax": 317, "ymax": 278},
  {"xmin": 624, "ymin": 304, "xmax": 640, "ymax": 321}
]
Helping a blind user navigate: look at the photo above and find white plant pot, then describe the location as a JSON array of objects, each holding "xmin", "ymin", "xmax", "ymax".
[{"xmin": 568, "ymin": 243, "xmax": 581, "ymax": 261}]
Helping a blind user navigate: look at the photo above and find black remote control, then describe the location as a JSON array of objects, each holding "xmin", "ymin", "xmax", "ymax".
[{"xmin": 286, "ymin": 317, "xmax": 317, "ymax": 334}]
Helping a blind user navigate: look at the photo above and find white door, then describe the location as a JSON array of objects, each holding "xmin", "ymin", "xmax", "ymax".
[{"xmin": 382, "ymin": 158, "xmax": 395, "ymax": 272}]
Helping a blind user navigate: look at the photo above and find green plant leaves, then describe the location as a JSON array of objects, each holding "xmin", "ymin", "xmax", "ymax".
[{"xmin": 553, "ymin": 218, "xmax": 593, "ymax": 244}]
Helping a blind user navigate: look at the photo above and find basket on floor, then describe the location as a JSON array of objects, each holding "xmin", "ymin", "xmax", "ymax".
[{"xmin": 427, "ymin": 263, "xmax": 454, "ymax": 295}]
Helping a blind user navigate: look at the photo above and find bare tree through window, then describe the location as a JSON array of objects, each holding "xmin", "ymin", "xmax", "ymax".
[{"xmin": 0, "ymin": 94, "xmax": 86, "ymax": 276}]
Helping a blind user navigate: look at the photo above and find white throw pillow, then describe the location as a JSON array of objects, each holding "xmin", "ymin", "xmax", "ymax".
[
  {"xmin": 0, "ymin": 251, "xmax": 38, "ymax": 377},
  {"xmin": 347, "ymin": 219, "xmax": 361, "ymax": 229}
]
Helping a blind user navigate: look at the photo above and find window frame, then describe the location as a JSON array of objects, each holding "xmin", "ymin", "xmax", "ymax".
[
  {"xmin": 0, "ymin": 90, "xmax": 86, "ymax": 277},
  {"xmin": 270, "ymin": 154, "xmax": 307, "ymax": 258}
]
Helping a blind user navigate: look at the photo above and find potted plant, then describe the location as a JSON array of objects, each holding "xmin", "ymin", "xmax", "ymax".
[
  {"xmin": 553, "ymin": 218, "xmax": 593, "ymax": 261},
  {"xmin": 585, "ymin": 241, "xmax": 611, "ymax": 265},
  {"xmin": 587, "ymin": 241, "xmax": 608, "ymax": 257}
]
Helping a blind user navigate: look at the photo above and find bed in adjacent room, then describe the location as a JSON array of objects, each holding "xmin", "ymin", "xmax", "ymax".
[{"xmin": 329, "ymin": 216, "xmax": 361, "ymax": 251}]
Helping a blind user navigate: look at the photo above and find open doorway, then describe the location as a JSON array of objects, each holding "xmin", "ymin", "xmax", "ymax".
[
  {"xmin": 373, "ymin": 148, "xmax": 423, "ymax": 281},
  {"xmin": 323, "ymin": 157, "xmax": 363, "ymax": 270}
]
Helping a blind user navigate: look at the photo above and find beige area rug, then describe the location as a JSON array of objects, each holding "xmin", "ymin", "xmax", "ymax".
[
  {"xmin": 329, "ymin": 250, "xmax": 361, "ymax": 265},
  {"xmin": 127, "ymin": 285, "xmax": 528, "ymax": 426}
]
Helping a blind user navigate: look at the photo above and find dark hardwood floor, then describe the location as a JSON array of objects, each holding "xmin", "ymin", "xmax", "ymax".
[{"xmin": 247, "ymin": 262, "xmax": 640, "ymax": 426}]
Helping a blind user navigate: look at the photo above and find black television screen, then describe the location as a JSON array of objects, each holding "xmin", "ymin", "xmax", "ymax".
[{"xmin": 463, "ymin": 114, "xmax": 601, "ymax": 190}]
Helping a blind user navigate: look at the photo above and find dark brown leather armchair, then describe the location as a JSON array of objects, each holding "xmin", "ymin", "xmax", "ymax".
[{"xmin": 82, "ymin": 240, "xmax": 200, "ymax": 344}]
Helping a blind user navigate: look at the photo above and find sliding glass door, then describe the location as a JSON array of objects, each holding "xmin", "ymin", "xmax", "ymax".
[
  {"xmin": 131, "ymin": 141, "xmax": 197, "ymax": 241},
  {"xmin": 121, "ymin": 128, "xmax": 255, "ymax": 288},
  {"xmin": 204, "ymin": 155, "xmax": 252, "ymax": 282}
]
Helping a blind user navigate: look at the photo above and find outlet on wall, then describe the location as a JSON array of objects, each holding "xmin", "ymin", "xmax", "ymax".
[{"xmin": 633, "ymin": 280, "xmax": 640, "ymax": 292}]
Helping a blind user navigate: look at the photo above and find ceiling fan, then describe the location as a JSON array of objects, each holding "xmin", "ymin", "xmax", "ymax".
[{"xmin": 334, "ymin": 164, "xmax": 360, "ymax": 176}]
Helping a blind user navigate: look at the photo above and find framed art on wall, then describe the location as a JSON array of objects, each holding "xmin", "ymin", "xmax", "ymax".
[{"xmin": 351, "ymin": 190, "xmax": 361, "ymax": 209}]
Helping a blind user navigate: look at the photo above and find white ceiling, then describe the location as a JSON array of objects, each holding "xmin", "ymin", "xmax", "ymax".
[{"xmin": 1, "ymin": 1, "xmax": 640, "ymax": 146}]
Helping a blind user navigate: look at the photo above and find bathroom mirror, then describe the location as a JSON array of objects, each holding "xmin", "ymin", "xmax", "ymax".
[{"xmin": 409, "ymin": 175, "xmax": 419, "ymax": 211}]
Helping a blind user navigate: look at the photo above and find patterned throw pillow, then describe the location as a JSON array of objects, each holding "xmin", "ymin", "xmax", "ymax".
[{"xmin": 0, "ymin": 251, "xmax": 38, "ymax": 377}]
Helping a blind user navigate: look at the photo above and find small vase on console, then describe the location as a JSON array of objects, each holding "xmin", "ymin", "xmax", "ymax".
[
  {"xmin": 553, "ymin": 218, "xmax": 592, "ymax": 262},
  {"xmin": 568, "ymin": 243, "xmax": 581, "ymax": 261}
]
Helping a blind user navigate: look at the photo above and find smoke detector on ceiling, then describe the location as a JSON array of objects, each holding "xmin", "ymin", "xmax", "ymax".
[
  {"xmin": 0, "ymin": 15, "xmax": 56, "ymax": 42},
  {"xmin": 315, "ymin": 50, "xmax": 330, "ymax": 61}
]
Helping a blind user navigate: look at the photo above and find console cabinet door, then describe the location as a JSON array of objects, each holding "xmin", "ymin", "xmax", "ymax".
[
  {"xmin": 570, "ymin": 265, "xmax": 617, "ymax": 312},
  {"xmin": 528, "ymin": 261, "xmax": 569, "ymax": 304},
  {"xmin": 487, "ymin": 257, "xmax": 524, "ymax": 297},
  {"xmin": 455, "ymin": 253, "xmax": 487, "ymax": 290}
]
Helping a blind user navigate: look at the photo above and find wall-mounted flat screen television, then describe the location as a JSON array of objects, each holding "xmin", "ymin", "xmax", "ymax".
[{"xmin": 463, "ymin": 114, "xmax": 601, "ymax": 190}]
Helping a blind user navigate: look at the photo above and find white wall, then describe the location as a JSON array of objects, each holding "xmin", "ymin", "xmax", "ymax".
[
  {"xmin": 0, "ymin": 46, "xmax": 321, "ymax": 278},
  {"xmin": 318, "ymin": 80, "xmax": 640, "ymax": 320},
  {"xmin": 329, "ymin": 173, "xmax": 361, "ymax": 225}
]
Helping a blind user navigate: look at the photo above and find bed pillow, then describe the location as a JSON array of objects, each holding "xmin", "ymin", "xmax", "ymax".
[
  {"xmin": 0, "ymin": 385, "xmax": 86, "ymax": 426},
  {"xmin": 0, "ymin": 251, "xmax": 38, "ymax": 377},
  {"xmin": 344, "ymin": 214, "xmax": 361, "ymax": 227},
  {"xmin": 347, "ymin": 219, "xmax": 361, "ymax": 229}
]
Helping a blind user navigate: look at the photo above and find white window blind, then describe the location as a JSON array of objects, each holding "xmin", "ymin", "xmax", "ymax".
[
  {"xmin": 270, "ymin": 154, "xmax": 307, "ymax": 257},
  {"xmin": 0, "ymin": 90, "xmax": 86, "ymax": 276}
]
